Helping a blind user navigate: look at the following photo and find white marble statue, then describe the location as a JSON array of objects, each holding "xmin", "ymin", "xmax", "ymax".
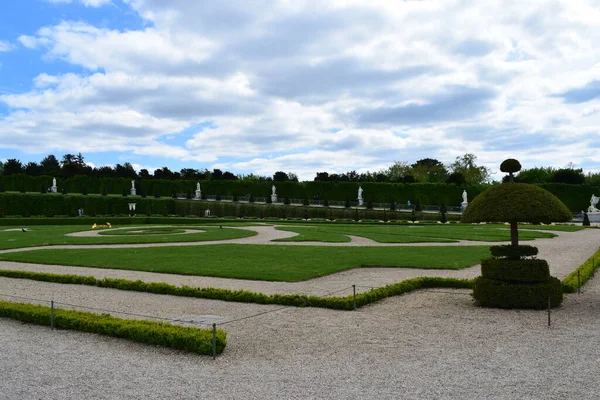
[
  {"xmin": 196, "ymin": 182, "xmax": 201, "ymax": 191},
  {"xmin": 131, "ymin": 180, "xmax": 135, "ymax": 190},
  {"xmin": 52, "ymin": 178, "xmax": 56, "ymax": 187},
  {"xmin": 357, "ymin": 186, "xmax": 363, "ymax": 200},
  {"xmin": 462, "ymin": 190, "xmax": 468, "ymax": 203},
  {"xmin": 272, "ymin": 185, "xmax": 276, "ymax": 195},
  {"xmin": 589, "ymin": 194, "xmax": 599, "ymax": 213}
]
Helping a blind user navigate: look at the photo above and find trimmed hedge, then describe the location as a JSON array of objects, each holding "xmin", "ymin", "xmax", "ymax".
[
  {"xmin": 0, "ymin": 300, "xmax": 226, "ymax": 355},
  {"xmin": 490, "ymin": 245, "xmax": 538, "ymax": 259},
  {"xmin": 481, "ymin": 259, "xmax": 549, "ymax": 283},
  {"xmin": 562, "ymin": 248, "xmax": 600, "ymax": 293},
  {"xmin": 461, "ymin": 183, "xmax": 572, "ymax": 224},
  {"xmin": 473, "ymin": 276, "xmax": 563, "ymax": 309},
  {"xmin": 0, "ymin": 269, "xmax": 473, "ymax": 310}
]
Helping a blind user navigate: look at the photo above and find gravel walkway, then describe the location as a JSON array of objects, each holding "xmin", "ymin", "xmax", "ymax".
[
  {"xmin": 2, "ymin": 272, "xmax": 600, "ymax": 399},
  {"xmin": 1, "ymin": 227, "xmax": 599, "ymax": 398}
]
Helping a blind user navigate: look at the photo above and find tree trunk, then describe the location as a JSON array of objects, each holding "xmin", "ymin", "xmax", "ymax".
[{"xmin": 510, "ymin": 221, "xmax": 519, "ymax": 246}]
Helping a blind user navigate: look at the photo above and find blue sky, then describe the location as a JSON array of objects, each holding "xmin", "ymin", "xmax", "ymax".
[{"xmin": 1, "ymin": 0, "xmax": 600, "ymax": 180}]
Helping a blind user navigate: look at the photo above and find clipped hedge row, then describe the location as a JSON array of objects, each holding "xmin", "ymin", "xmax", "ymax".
[
  {"xmin": 0, "ymin": 192, "xmax": 176, "ymax": 218},
  {"xmin": 480, "ymin": 259, "xmax": 550, "ymax": 283},
  {"xmin": 473, "ymin": 276, "xmax": 563, "ymax": 309},
  {"xmin": 0, "ymin": 300, "xmax": 226, "ymax": 354},
  {"xmin": 490, "ymin": 245, "xmax": 539, "ymax": 259},
  {"xmin": 0, "ymin": 269, "xmax": 473, "ymax": 310},
  {"xmin": 0, "ymin": 175, "xmax": 485, "ymax": 206},
  {"xmin": 562, "ymin": 248, "xmax": 600, "ymax": 293},
  {"xmin": 0, "ymin": 193, "xmax": 461, "ymax": 223}
]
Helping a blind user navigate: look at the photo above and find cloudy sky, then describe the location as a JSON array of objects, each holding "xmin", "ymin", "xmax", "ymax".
[{"xmin": 1, "ymin": 0, "xmax": 600, "ymax": 180}]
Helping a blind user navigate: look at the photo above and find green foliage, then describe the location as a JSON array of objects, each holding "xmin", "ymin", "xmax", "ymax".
[
  {"xmin": 516, "ymin": 167, "xmax": 554, "ymax": 184},
  {"xmin": 303, "ymin": 195, "xmax": 309, "ymax": 206},
  {"xmin": 473, "ymin": 276, "xmax": 563, "ymax": 309},
  {"xmin": 562, "ymin": 248, "xmax": 600, "ymax": 293},
  {"xmin": 284, "ymin": 196, "xmax": 290, "ymax": 205},
  {"xmin": 500, "ymin": 159, "xmax": 522, "ymax": 174},
  {"xmin": 490, "ymin": 245, "xmax": 538, "ymax": 259},
  {"xmin": 323, "ymin": 196, "xmax": 329, "ymax": 207},
  {"xmin": 0, "ymin": 300, "xmax": 226, "ymax": 355},
  {"xmin": 481, "ymin": 259, "xmax": 550, "ymax": 283},
  {"xmin": 414, "ymin": 198, "xmax": 422, "ymax": 211},
  {"xmin": 449, "ymin": 153, "xmax": 491, "ymax": 184},
  {"xmin": 461, "ymin": 183, "xmax": 572, "ymax": 223},
  {"xmin": 0, "ymin": 268, "xmax": 473, "ymax": 310},
  {"xmin": 345, "ymin": 198, "xmax": 351, "ymax": 208},
  {"xmin": 440, "ymin": 212, "xmax": 447, "ymax": 224},
  {"xmin": 550, "ymin": 168, "xmax": 585, "ymax": 184}
]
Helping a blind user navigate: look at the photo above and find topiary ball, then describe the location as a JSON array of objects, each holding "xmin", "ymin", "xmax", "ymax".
[{"xmin": 500, "ymin": 158, "xmax": 522, "ymax": 174}]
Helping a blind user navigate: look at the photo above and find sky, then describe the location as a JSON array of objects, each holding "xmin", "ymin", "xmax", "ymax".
[{"xmin": 1, "ymin": 0, "xmax": 600, "ymax": 181}]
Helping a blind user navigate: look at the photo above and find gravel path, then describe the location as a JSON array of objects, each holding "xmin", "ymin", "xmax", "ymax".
[
  {"xmin": 2, "ymin": 273, "xmax": 600, "ymax": 399},
  {"xmin": 0, "ymin": 227, "xmax": 599, "ymax": 398}
]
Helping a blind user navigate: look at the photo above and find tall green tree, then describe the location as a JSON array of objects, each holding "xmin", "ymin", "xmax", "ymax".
[{"xmin": 449, "ymin": 154, "xmax": 491, "ymax": 184}]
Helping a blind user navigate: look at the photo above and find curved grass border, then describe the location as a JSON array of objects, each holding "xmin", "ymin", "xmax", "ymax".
[
  {"xmin": 1, "ymin": 248, "xmax": 596, "ymax": 309},
  {"xmin": 562, "ymin": 248, "xmax": 600, "ymax": 293},
  {"xmin": 0, "ymin": 300, "xmax": 226, "ymax": 355}
]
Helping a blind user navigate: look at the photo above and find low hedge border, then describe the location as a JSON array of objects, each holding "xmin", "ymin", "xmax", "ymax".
[
  {"xmin": 0, "ymin": 300, "xmax": 226, "ymax": 355},
  {"xmin": 562, "ymin": 248, "xmax": 600, "ymax": 293},
  {"xmin": 0, "ymin": 269, "xmax": 473, "ymax": 310},
  {"xmin": 2, "ymin": 248, "xmax": 597, "ymax": 310}
]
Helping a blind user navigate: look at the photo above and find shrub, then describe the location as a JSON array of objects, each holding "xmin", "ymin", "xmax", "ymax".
[
  {"xmin": 266, "ymin": 194, "xmax": 272, "ymax": 204},
  {"xmin": 162, "ymin": 206, "xmax": 169, "ymax": 216},
  {"xmin": 40, "ymin": 184, "xmax": 46, "ymax": 194},
  {"xmin": 473, "ymin": 276, "xmax": 563, "ymax": 309},
  {"xmin": 215, "ymin": 193, "xmax": 221, "ymax": 201},
  {"xmin": 303, "ymin": 195, "xmax": 309, "ymax": 206},
  {"xmin": 490, "ymin": 245, "xmax": 538, "ymax": 259},
  {"xmin": 146, "ymin": 206, "xmax": 152, "ymax": 216},
  {"xmin": 249, "ymin": 193, "xmax": 254, "ymax": 203},
  {"xmin": 323, "ymin": 196, "xmax": 329, "ymax": 207},
  {"xmin": 500, "ymin": 158, "xmax": 522, "ymax": 181},
  {"xmin": 481, "ymin": 259, "xmax": 550, "ymax": 283},
  {"xmin": 366, "ymin": 199, "xmax": 373, "ymax": 209},
  {"xmin": 344, "ymin": 198, "xmax": 351, "ymax": 208},
  {"xmin": 101, "ymin": 185, "xmax": 107, "ymax": 196},
  {"xmin": 82, "ymin": 187, "xmax": 88, "ymax": 196},
  {"xmin": 440, "ymin": 212, "xmax": 447, "ymax": 224},
  {"xmin": 186, "ymin": 191, "xmax": 192, "ymax": 199},
  {"xmin": 389, "ymin": 198, "xmax": 396, "ymax": 211},
  {"xmin": 0, "ymin": 300, "xmax": 226, "ymax": 355},
  {"xmin": 122, "ymin": 188, "xmax": 128, "ymax": 197},
  {"xmin": 284, "ymin": 196, "xmax": 290, "ymax": 205},
  {"xmin": 562, "ymin": 248, "xmax": 600, "ymax": 293},
  {"xmin": 233, "ymin": 192, "xmax": 238, "ymax": 202}
]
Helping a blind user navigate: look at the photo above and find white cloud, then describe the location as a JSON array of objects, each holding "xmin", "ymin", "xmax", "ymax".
[
  {"xmin": 0, "ymin": 41, "xmax": 14, "ymax": 52},
  {"xmin": 45, "ymin": 0, "xmax": 112, "ymax": 7},
  {"xmin": 3, "ymin": 0, "xmax": 600, "ymax": 177}
]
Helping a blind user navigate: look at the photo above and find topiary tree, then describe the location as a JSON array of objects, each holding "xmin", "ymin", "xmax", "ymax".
[
  {"xmin": 440, "ymin": 203, "xmax": 447, "ymax": 223},
  {"xmin": 323, "ymin": 195, "xmax": 329, "ymax": 207},
  {"xmin": 500, "ymin": 158, "xmax": 522, "ymax": 182},
  {"xmin": 414, "ymin": 198, "xmax": 422, "ymax": 212},
  {"xmin": 462, "ymin": 159, "xmax": 571, "ymax": 309}
]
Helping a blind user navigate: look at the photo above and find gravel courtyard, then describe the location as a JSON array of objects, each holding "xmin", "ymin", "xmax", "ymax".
[{"xmin": 0, "ymin": 227, "xmax": 599, "ymax": 399}]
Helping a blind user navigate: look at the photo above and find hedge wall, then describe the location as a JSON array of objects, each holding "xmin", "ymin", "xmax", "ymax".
[
  {"xmin": 0, "ymin": 175, "xmax": 483, "ymax": 207},
  {"xmin": 0, "ymin": 300, "xmax": 226, "ymax": 355},
  {"xmin": 0, "ymin": 193, "xmax": 462, "ymax": 222}
]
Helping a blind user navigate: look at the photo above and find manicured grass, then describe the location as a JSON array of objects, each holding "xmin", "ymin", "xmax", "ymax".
[
  {"xmin": 274, "ymin": 224, "xmax": 557, "ymax": 243},
  {"xmin": 0, "ymin": 225, "xmax": 255, "ymax": 250},
  {"xmin": 98, "ymin": 227, "xmax": 188, "ymax": 236},
  {"xmin": 518, "ymin": 224, "xmax": 583, "ymax": 232},
  {"xmin": 0, "ymin": 244, "xmax": 491, "ymax": 281}
]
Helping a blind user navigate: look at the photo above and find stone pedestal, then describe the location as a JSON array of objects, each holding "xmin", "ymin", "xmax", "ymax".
[
  {"xmin": 358, "ymin": 198, "xmax": 364, "ymax": 206},
  {"xmin": 271, "ymin": 194, "xmax": 278, "ymax": 203},
  {"xmin": 195, "ymin": 190, "xmax": 202, "ymax": 199},
  {"xmin": 130, "ymin": 188, "xmax": 136, "ymax": 196},
  {"xmin": 51, "ymin": 186, "xmax": 57, "ymax": 193},
  {"xmin": 461, "ymin": 201, "xmax": 468, "ymax": 211},
  {"xmin": 588, "ymin": 212, "xmax": 600, "ymax": 223}
]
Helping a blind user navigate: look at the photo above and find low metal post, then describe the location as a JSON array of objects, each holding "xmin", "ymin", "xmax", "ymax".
[
  {"xmin": 50, "ymin": 300, "xmax": 55, "ymax": 330},
  {"xmin": 578, "ymin": 271, "xmax": 581, "ymax": 294},
  {"xmin": 212, "ymin": 323, "xmax": 217, "ymax": 360},
  {"xmin": 352, "ymin": 285, "xmax": 356, "ymax": 311},
  {"xmin": 547, "ymin": 297, "xmax": 551, "ymax": 327}
]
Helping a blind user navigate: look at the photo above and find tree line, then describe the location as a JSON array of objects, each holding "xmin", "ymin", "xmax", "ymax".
[{"xmin": 1, "ymin": 153, "xmax": 598, "ymax": 185}]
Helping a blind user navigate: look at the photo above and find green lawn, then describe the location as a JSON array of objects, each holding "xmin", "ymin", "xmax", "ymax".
[
  {"xmin": 0, "ymin": 245, "xmax": 491, "ymax": 281},
  {"xmin": 0, "ymin": 225, "xmax": 255, "ymax": 250},
  {"xmin": 274, "ymin": 224, "xmax": 559, "ymax": 243}
]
